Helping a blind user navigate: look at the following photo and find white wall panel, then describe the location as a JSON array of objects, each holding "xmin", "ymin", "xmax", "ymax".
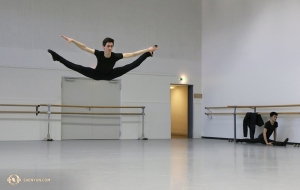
[{"xmin": 202, "ymin": 0, "xmax": 300, "ymax": 142}]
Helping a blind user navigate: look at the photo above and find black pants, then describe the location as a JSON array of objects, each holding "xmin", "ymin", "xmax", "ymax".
[
  {"xmin": 247, "ymin": 125, "xmax": 256, "ymax": 140},
  {"xmin": 239, "ymin": 134, "xmax": 286, "ymax": 146},
  {"xmin": 243, "ymin": 113, "xmax": 264, "ymax": 139},
  {"xmin": 57, "ymin": 52, "xmax": 151, "ymax": 80}
]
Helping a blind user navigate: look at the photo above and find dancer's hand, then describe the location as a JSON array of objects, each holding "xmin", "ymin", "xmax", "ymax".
[
  {"xmin": 266, "ymin": 142, "xmax": 273, "ymax": 146},
  {"xmin": 62, "ymin": 36, "xmax": 73, "ymax": 44}
]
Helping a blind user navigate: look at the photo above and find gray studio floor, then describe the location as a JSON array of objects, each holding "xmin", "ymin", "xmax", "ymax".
[{"xmin": 1, "ymin": 138, "xmax": 300, "ymax": 190}]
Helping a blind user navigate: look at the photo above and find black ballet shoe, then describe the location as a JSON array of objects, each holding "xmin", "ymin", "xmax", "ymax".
[
  {"xmin": 48, "ymin": 49, "xmax": 61, "ymax": 61},
  {"xmin": 283, "ymin": 138, "xmax": 289, "ymax": 146}
]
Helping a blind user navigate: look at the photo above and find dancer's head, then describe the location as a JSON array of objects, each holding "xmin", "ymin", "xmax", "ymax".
[
  {"xmin": 103, "ymin": 37, "xmax": 114, "ymax": 46},
  {"xmin": 270, "ymin": 112, "xmax": 278, "ymax": 122},
  {"xmin": 102, "ymin": 37, "xmax": 114, "ymax": 53}
]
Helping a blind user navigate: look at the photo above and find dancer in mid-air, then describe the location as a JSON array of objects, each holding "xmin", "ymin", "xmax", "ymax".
[{"xmin": 48, "ymin": 36, "xmax": 158, "ymax": 80}]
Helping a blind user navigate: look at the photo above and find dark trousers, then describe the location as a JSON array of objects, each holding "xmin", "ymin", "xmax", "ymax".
[
  {"xmin": 247, "ymin": 125, "xmax": 256, "ymax": 140},
  {"xmin": 57, "ymin": 52, "xmax": 151, "ymax": 80},
  {"xmin": 243, "ymin": 113, "xmax": 261, "ymax": 139},
  {"xmin": 239, "ymin": 135, "xmax": 286, "ymax": 146}
]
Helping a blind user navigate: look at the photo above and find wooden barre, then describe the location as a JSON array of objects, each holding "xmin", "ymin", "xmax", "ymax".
[
  {"xmin": 0, "ymin": 104, "xmax": 145, "ymax": 109},
  {"xmin": 205, "ymin": 107, "xmax": 230, "ymax": 109},
  {"xmin": 206, "ymin": 104, "xmax": 300, "ymax": 110},
  {"xmin": 227, "ymin": 104, "xmax": 300, "ymax": 108},
  {"xmin": 205, "ymin": 113, "xmax": 238, "ymax": 115},
  {"xmin": 0, "ymin": 111, "xmax": 143, "ymax": 115},
  {"xmin": 206, "ymin": 112, "xmax": 300, "ymax": 115},
  {"xmin": 0, "ymin": 104, "xmax": 38, "ymax": 107},
  {"xmin": 39, "ymin": 104, "xmax": 145, "ymax": 109},
  {"xmin": 47, "ymin": 112, "xmax": 143, "ymax": 115},
  {"xmin": 0, "ymin": 111, "xmax": 39, "ymax": 114}
]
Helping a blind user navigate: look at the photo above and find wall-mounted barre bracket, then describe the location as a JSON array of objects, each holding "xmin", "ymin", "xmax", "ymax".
[
  {"xmin": 36, "ymin": 105, "xmax": 40, "ymax": 116},
  {"xmin": 206, "ymin": 110, "xmax": 212, "ymax": 119}
]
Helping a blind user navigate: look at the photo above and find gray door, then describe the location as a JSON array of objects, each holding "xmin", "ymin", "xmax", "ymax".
[{"xmin": 61, "ymin": 78, "xmax": 121, "ymax": 139}]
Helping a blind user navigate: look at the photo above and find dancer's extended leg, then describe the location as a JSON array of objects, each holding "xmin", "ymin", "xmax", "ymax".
[
  {"xmin": 269, "ymin": 138, "xmax": 289, "ymax": 146},
  {"xmin": 236, "ymin": 138, "xmax": 261, "ymax": 143},
  {"xmin": 237, "ymin": 137, "xmax": 289, "ymax": 146},
  {"xmin": 105, "ymin": 52, "xmax": 152, "ymax": 80},
  {"xmin": 48, "ymin": 49, "xmax": 97, "ymax": 80}
]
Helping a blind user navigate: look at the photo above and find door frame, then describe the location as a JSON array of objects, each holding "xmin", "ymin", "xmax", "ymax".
[{"xmin": 170, "ymin": 84, "xmax": 193, "ymax": 138}]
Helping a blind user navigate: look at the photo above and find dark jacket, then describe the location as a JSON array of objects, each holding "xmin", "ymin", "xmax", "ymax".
[{"xmin": 243, "ymin": 112, "xmax": 264, "ymax": 139}]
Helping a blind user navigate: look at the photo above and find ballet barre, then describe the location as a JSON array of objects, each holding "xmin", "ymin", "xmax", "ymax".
[
  {"xmin": 0, "ymin": 104, "xmax": 38, "ymax": 107},
  {"xmin": 0, "ymin": 104, "xmax": 147, "ymax": 141},
  {"xmin": 205, "ymin": 104, "xmax": 300, "ymax": 142},
  {"xmin": 39, "ymin": 104, "xmax": 145, "ymax": 109},
  {"xmin": 227, "ymin": 104, "xmax": 300, "ymax": 108},
  {"xmin": 205, "ymin": 112, "xmax": 300, "ymax": 115}
]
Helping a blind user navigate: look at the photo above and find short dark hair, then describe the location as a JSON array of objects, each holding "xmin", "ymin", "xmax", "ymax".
[
  {"xmin": 270, "ymin": 112, "xmax": 278, "ymax": 117},
  {"xmin": 102, "ymin": 37, "xmax": 114, "ymax": 46}
]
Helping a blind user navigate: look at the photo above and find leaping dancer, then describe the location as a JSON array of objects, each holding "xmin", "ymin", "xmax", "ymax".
[{"xmin": 48, "ymin": 36, "xmax": 158, "ymax": 80}]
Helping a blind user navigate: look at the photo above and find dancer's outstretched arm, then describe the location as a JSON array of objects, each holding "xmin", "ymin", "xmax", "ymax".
[
  {"xmin": 62, "ymin": 36, "xmax": 95, "ymax": 54},
  {"xmin": 123, "ymin": 45, "xmax": 158, "ymax": 58}
]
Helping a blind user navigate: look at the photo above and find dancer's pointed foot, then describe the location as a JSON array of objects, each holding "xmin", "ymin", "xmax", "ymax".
[
  {"xmin": 48, "ymin": 49, "xmax": 61, "ymax": 61},
  {"xmin": 149, "ymin": 45, "xmax": 158, "ymax": 57},
  {"xmin": 283, "ymin": 138, "xmax": 289, "ymax": 146}
]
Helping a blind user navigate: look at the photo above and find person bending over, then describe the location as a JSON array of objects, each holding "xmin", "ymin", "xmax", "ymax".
[
  {"xmin": 48, "ymin": 36, "xmax": 158, "ymax": 80},
  {"xmin": 237, "ymin": 112, "xmax": 289, "ymax": 146}
]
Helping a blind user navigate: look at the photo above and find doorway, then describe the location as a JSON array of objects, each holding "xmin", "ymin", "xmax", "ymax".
[{"xmin": 170, "ymin": 84, "xmax": 193, "ymax": 139}]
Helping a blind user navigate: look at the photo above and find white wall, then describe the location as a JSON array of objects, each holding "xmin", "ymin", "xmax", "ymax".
[
  {"xmin": 121, "ymin": 73, "xmax": 174, "ymax": 139},
  {"xmin": 202, "ymin": 0, "xmax": 300, "ymax": 142},
  {"xmin": 0, "ymin": 0, "xmax": 202, "ymax": 140}
]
